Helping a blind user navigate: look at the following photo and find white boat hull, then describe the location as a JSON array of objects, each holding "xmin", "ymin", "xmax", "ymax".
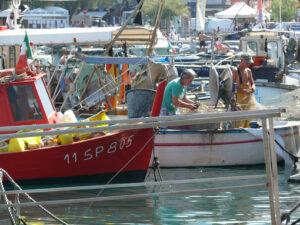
[{"xmin": 154, "ymin": 121, "xmax": 300, "ymax": 167}]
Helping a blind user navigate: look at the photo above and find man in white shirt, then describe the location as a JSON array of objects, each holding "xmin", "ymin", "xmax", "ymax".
[{"xmin": 6, "ymin": 12, "xmax": 15, "ymax": 30}]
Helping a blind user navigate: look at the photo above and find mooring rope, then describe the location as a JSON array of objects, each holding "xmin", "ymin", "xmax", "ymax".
[
  {"xmin": 281, "ymin": 201, "xmax": 300, "ymax": 225},
  {"xmin": 0, "ymin": 169, "xmax": 68, "ymax": 225}
]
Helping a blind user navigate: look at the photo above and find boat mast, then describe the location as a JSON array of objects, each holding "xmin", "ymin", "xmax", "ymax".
[{"xmin": 195, "ymin": 0, "xmax": 207, "ymax": 33}]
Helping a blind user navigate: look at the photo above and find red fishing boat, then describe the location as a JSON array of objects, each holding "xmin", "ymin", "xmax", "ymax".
[{"xmin": 0, "ymin": 71, "xmax": 163, "ymax": 186}]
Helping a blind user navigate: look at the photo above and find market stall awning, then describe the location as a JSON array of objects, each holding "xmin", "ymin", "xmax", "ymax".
[{"xmin": 215, "ymin": 2, "xmax": 256, "ymax": 19}]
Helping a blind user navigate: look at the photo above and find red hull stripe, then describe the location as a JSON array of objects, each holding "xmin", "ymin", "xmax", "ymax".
[
  {"xmin": 280, "ymin": 131, "xmax": 299, "ymax": 138},
  {"xmin": 155, "ymin": 138, "xmax": 262, "ymax": 147}
]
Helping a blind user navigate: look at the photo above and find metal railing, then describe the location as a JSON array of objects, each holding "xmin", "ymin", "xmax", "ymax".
[{"xmin": 0, "ymin": 108, "xmax": 283, "ymax": 224}]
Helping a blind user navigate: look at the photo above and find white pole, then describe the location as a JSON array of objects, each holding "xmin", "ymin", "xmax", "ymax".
[
  {"xmin": 279, "ymin": 0, "xmax": 282, "ymax": 30},
  {"xmin": 12, "ymin": 0, "xmax": 21, "ymax": 29}
]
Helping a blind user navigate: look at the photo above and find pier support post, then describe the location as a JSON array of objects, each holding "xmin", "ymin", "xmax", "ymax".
[{"xmin": 262, "ymin": 118, "xmax": 281, "ymax": 224}]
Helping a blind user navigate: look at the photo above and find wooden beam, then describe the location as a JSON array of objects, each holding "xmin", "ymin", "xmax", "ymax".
[
  {"xmin": 79, "ymin": 66, "xmax": 97, "ymax": 103},
  {"xmin": 95, "ymin": 66, "xmax": 112, "ymax": 109}
]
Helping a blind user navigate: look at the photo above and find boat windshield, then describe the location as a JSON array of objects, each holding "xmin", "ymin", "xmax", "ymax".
[
  {"xmin": 246, "ymin": 41, "xmax": 257, "ymax": 55},
  {"xmin": 267, "ymin": 41, "xmax": 278, "ymax": 59},
  {"xmin": 7, "ymin": 84, "xmax": 43, "ymax": 122},
  {"xmin": 35, "ymin": 79, "xmax": 55, "ymax": 117}
]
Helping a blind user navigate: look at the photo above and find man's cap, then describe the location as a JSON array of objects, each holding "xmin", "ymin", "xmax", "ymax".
[{"xmin": 240, "ymin": 52, "xmax": 254, "ymax": 63}]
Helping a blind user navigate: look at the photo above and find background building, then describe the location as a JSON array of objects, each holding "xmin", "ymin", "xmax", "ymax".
[{"xmin": 22, "ymin": 7, "xmax": 69, "ymax": 28}]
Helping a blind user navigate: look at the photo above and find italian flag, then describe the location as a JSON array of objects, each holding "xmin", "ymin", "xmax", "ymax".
[
  {"xmin": 15, "ymin": 31, "xmax": 33, "ymax": 71},
  {"xmin": 168, "ymin": 40, "xmax": 176, "ymax": 54}
]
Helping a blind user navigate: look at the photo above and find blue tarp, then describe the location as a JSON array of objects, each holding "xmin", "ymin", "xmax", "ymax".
[
  {"xmin": 155, "ymin": 56, "xmax": 170, "ymax": 63},
  {"xmin": 80, "ymin": 56, "xmax": 153, "ymax": 65}
]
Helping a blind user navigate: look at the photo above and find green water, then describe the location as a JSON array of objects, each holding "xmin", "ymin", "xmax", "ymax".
[{"xmin": 1, "ymin": 165, "xmax": 300, "ymax": 225}]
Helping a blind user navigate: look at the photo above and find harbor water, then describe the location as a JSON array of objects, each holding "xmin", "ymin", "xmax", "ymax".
[{"xmin": 1, "ymin": 165, "xmax": 300, "ymax": 224}]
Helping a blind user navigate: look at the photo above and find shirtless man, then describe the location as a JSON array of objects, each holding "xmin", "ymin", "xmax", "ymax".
[
  {"xmin": 232, "ymin": 52, "xmax": 256, "ymax": 127},
  {"xmin": 232, "ymin": 53, "xmax": 255, "ymax": 95},
  {"xmin": 198, "ymin": 31, "xmax": 207, "ymax": 53}
]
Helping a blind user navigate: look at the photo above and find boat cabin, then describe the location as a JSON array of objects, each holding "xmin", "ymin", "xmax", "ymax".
[
  {"xmin": 240, "ymin": 31, "xmax": 289, "ymax": 70},
  {"xmin": 0, "ymin": 73, "xmax": 57, "ymax": 127}
]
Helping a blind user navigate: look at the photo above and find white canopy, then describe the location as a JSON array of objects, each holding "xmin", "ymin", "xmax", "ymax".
[
  {"xmin": 215, "ymin": 2, "xmax": 256, "ymax": 19},
  {"xmin": 205, "ymin": 18, "xmax": 234, "ymax": 33},
  {"xmin": 0, "ymin": 27, "xmax": 118, "ymax": 46},
  {"xmin": 0, "ymin": 26, "xmax": 156, "ymax": 46},
  {"xmin": 25, "ymin": 7, "xmax": 69, "ymax": 16}
]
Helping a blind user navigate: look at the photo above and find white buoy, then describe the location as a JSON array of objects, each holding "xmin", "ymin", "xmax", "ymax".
[{"xmin": 289, "ymin": 173, "xmax": 300, "ymax": 182}]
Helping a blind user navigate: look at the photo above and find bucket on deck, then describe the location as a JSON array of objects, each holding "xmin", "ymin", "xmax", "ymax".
[{"xmin": 126, "ymin": 89, "xmax": 156, "ymax": 118}]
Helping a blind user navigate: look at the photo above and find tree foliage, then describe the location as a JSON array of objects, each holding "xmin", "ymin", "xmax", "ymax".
[
  {"xmin": 268, "ymin": 0, "xmax": 297, "ymax": 22},
  {"xmin": 142, "ymin": 0, "xmax": 189, "ymax": 23}
]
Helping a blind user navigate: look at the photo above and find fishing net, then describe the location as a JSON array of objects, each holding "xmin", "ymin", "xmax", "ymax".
[{"xmin": 258, "ymin": 88, "xmax": 300, "ymax": 120}]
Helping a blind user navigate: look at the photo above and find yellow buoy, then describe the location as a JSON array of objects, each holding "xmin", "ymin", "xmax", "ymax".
[
  {"xmin": 58, "ymin": 134, "xmax": 73, "ymax": 145},
  {"xmin": 8, "ymin": 138, "xmax": 25, "ymax": 152}
]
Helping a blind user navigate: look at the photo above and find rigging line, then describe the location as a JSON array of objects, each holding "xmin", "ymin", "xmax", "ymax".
[
  {"xmin": 74, "ymin": 130, "xmax": 156, "ymax": 224},
  {"xmin": 281, "ymin": 201, "xmax": 300, "ymax": 224}
]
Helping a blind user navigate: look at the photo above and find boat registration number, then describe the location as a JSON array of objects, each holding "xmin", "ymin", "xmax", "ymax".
[{"xmin": 63, "ymin": 135, "xmax": 135, "ymax": 164}]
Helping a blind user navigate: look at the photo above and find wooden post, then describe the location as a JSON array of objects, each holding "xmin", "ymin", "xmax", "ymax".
[
  {"xmin": 268, "ymin": 117, "xmax": 281, "ymax": 224},
  {"xmin": 262, "ymin": 118, "xmax": 277, "ymax": 225}
]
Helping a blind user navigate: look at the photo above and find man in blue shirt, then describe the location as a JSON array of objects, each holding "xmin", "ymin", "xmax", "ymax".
[{"xmin": 161, "ymin": 69, "xmax": 198, "ymax": 115}]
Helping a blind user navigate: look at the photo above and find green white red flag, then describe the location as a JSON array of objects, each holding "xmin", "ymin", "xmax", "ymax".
[
  {"xmin": 168, "ymin": 40, "xmax": 176, "ymax": 54},
  {"xmin": 15, "ymin": 31, "xmax": 33, "ymax": 71}
]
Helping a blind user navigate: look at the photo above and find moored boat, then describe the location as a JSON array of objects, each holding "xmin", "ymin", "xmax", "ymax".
[
  {"xmin": 154, "ymin": 120, "xmax": 300, "ymax": 167},
  {"xmin": 0, "ymin": 70, "xmax": 160, "ymax": 186}
]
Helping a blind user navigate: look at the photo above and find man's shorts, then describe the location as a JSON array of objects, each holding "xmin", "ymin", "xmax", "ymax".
[{"xmin": 200, "ymin": 41, "xmax": 206, "ymax": 47}]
